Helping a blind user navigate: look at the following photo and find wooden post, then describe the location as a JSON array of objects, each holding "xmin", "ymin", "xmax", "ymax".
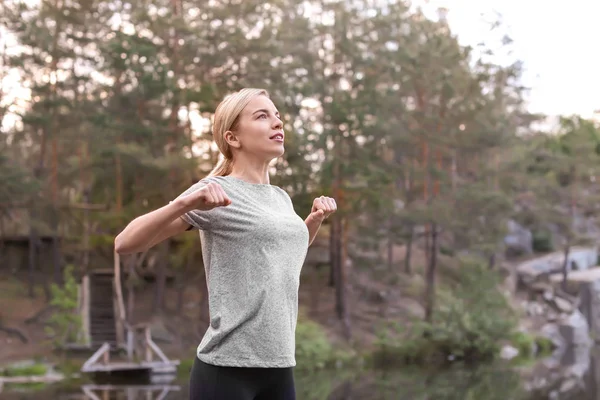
[
  {"xmin": 82, "ymin": 275, "xmax": 90, "ymax": 346},
  {"xmin": 127, "ymin": 329, "xmax": 134, "ymax": 361},
  {"xmin": 145, "ymin": 327, "xmax": 152, "ymax": 362},
  {"xmin": 113, "ymin": 251, "xmax": 126, "ymax": 348}
]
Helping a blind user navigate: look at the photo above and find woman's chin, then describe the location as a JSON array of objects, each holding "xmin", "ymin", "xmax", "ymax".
[{"xmin": 268, "ymin": 147, "xmax": 285, "ymax": 159}]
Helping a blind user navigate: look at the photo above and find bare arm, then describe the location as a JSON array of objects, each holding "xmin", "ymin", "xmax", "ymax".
[
  {"xmin": 305, "ymin": 196, "xmax": 337, "ymax": 246},
  {"xmin": 115, "ymin": 181, "xmax": 231, "ymax": 254},
  {"xmin": 305, "ymin": 217, "xmax": 322, "ymax": 246},
  {"xmin": 114, "ymin": 199, "xmax": 192, "ymax": 255}
]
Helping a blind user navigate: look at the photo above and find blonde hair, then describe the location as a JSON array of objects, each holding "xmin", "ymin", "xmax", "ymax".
[{"xmin": 207, "ymin": 88, "xmax": 270, "ymax": 177}]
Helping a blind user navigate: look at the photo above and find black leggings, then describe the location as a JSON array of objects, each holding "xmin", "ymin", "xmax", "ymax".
[{"xmin": 189, "ymin": 356, "xmax": 296, "ymax": 400}]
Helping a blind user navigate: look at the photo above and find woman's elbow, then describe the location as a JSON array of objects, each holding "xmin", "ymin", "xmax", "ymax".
[{"xmin": 114, "ymin": 233, "xmax": 135, "ymax": 255}]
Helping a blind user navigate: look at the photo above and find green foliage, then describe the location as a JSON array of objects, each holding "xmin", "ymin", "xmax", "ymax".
[
  {"xmin": 534, "ymin": 336, "xmax": 554, "ymax": 356},
  {"xmin": 374, "ymin": 261, "xmax": 517, "ymax": 365},
  {"xmin": 177, "ymin": 357, "xmax": 195, "ymax": 378},
  {"xmin": 510, "ymin": 331, "xmax": 535, "ymax": 357},
  {"xmin": 1, "ymin": 363, "xmax": 47, "ymax": 377},
  {"xmin": 294, "ymin": 312, "xmax": 334, "ymax": 371},
  {"xmin": 46, "ymin": 265, "xmax": 83, "ymax": 348},
  {"xmin": 532, "ymin": 229, "xmax": 554, "ymax": 253}
]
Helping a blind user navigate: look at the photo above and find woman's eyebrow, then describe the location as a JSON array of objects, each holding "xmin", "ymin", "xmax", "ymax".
[{"xmin": 252, "ymin": 108, "xmax": 280, "ymax": 117}]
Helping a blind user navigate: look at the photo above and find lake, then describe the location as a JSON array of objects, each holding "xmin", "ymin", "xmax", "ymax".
[{"xmin": 3, "ymin": 345, "xmax": 598, "ymax": 400}]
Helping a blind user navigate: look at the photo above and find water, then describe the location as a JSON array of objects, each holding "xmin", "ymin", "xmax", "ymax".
[
  {"xmin": 0, "ymin": 364, "xmax": 533, "ymax": 400},
  {"xmin": 4, "ymin": 345, "xmax": 600, "ymax": 400}
]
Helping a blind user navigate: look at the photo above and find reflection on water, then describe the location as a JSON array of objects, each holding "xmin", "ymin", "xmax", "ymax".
[
  {"xmin": 10, "ymin": 347, "xmax": 600, "ymax": 400},
  {"xmin": 0, "ymin": 364, "xmax": 531, "ymax": 400},
  {"xmin": 81, "ymin": 384, "xmax": 182, "ymax": 400}
]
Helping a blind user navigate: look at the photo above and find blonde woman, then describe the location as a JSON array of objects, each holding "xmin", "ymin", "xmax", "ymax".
[{"xmin": 115, "ymin": 88, "xmax": 337, "ymax": 399}]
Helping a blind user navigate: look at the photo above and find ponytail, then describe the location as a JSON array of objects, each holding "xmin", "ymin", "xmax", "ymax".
[{"xmin": 207, "ymin": 157, "xmax": 234, "ymax": 177}]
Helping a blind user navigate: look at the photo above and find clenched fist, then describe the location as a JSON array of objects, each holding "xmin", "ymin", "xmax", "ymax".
[
  {"xmin": 305, "ymin": 196, "xmax": 337, "ymax": 225},
  {"xmin": 180, "ymin": 182, "xmax": 232, "ymax": 212}
]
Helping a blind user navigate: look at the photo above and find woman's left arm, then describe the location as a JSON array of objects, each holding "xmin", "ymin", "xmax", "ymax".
[{"xmin": 305, "ymin": 196, "xmax": 337, "ymax": 246}]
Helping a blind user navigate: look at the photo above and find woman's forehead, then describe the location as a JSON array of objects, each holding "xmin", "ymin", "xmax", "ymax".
[{"xmin": 244, "ymin": 96, "xmax": 278, "ymax": 115}]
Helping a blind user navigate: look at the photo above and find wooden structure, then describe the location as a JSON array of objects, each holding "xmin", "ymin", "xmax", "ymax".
[
  {"xmin": 81, "ymin": 383, "xmax": 181, "ymax": 400},
  {"xmin": 81, "ymin": 325, "xmax": 179, "ymax": 376},
  {"xmin": 79, "ymin": 251, "xmax": 179, "ymax": 377}
]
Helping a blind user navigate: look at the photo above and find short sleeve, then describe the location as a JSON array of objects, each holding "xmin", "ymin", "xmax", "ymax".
[{"xmin": 173, "ymin": 179, "xmax": 212, "ymax": 230}]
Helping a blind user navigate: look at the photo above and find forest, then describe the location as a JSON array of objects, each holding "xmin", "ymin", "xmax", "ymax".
[{"xmin": 1, "ymin": 1, "xmax": 600, "ymax": 397}]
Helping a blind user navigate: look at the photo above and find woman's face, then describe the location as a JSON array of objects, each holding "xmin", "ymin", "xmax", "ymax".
[{"xmin": 227, "ymin": 95, "xmax": 285, "ymax": 160}]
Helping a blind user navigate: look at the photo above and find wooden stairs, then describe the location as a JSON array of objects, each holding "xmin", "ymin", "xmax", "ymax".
[
  {"xmin": 89, "ymin": 270, "xmax": 118, "ymax": 349},
  {"xmin": 79, "ymin": 252, "xmax": 179, "ymax": 378}
]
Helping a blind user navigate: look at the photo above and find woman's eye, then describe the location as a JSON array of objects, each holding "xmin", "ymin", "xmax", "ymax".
[{"xmin": 258, "ymin": 114, "xmax": 267, "ymax": 119}]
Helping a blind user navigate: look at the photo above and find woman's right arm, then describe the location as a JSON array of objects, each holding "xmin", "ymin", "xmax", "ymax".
[
  {"xmin": 114, "ymin": 199, "xmax": 192, "ymax": 255},
  {"xmin": 114, "ymin": 181, "xmax": 231, "ymax": 254}
]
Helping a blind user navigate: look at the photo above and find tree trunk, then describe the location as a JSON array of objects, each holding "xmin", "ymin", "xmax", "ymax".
[
  {"xmin": 424, "ymin": 223, "xmax": 438, "ymax": 322},
  {"xmin": 387, "ymin": 222, "xmax": 394, "ymax": 271},
  {"xmin": 28, "ymin": 166, "xmax": 43, "ymax": 298},
  {"xmin": 405, "ymin": 225, "xmax": 413, "ymax": 275},
  {"xmin": 176, "ymin": 252, "xmax": 193, "ymax": 315},
  {"xmin": 126, "ymin": 256, "xmax": 136, "ymax": 325},
  {"xmin": 51, "ymin": 208, "xmax": 61, "ymax": 285},
  {"xmin": 81, "ymin": 188, "xmax": 90, "ymax": 273},
  {"xmin": 153, "ymin": 241, "xmax": 169, "ymax": 314},
  {"xmin": 488, "ymin": 252, "xmax": 496, "ymax": 270},
  {"xmin": 561, "ymin": 242, "xmax": 571, "ymax": 292},
  {"xmin": 27, "ymin": 219, "xmax": 37, "ymax": 298},
  {"xmin": 115, "ymin": 151, "xmax": 123, "ymax": 212},
  {"xmin": 331, "ymin": 216, "xmax": 342, "ymax": 315}
]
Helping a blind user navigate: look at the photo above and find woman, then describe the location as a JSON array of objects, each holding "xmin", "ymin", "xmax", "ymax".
[{"xmin": 115, "ymin": 88, "xmax": 337, "ymax": 400}]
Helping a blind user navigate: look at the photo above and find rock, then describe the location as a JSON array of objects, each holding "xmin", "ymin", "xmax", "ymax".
[
  {"xmin": 400, "ymin": 298, "xmax": 425, "ymax": 319},
  {"xmin": 526, "ymin": 301, "xmax": 545, "ymax": 317},
  {"xmin": 500, "ymin": 345, "xmax": 519, "ymax": 360},
  {"xmin": 559, "ymin": 377, "xmax": 580, "ymax": 395},
  {"xmin": 540, "ymin": 310, "xmax": 593, "ymax": 351},
  {"xmin": 578, "ymin": 279, "xmax": 600, "ymax": 344},
  {"xmin": 541, "ymin": 323, "xmax": 564, "ymax": 350},
  {"xmin": 504, "ymin": 220, "xmax": 533, "ymax": 258},
  {"xmin": 518, "ymin": 247, "xmax": 598, "ymax": 289},
  {"xmin": 551, "ymin": 297, "xmax": 574, "ymax": 314},
  {"xmin": 558, "ymin": 310, "xmax": 592, "ymax": 348},
  {"xmin": 531, "ymin": 282, "xmax": 554, "ymax": 293}
]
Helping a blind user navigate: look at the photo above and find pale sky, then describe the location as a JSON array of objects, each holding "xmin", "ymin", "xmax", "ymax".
[{"xmin": 416, "ymin": 0, "xmax": 600, "ymax": 120}]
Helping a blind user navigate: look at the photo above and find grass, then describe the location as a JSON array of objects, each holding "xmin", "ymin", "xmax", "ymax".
[{"xmin": 1, "ymin": 363, "xmax": 47, "ymax": 377}]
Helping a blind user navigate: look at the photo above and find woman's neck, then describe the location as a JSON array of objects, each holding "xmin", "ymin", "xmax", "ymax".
[{"xmin": 228, "ymin": 156, "xmax": 272, "ymax": 185}]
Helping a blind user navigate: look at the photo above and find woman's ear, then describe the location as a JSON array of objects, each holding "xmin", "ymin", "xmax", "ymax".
[{"xmin": 224, "ymin": 131, "xmax": 241, "ymax": 149}]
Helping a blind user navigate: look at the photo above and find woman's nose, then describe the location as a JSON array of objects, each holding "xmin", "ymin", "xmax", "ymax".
[{"xmin": 272, "ymin": 117, "xmax": 283, "ymax": 130}]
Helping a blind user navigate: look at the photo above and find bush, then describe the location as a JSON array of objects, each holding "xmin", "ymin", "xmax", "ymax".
[
  {"xmin": 532, "ymin": 229, "xmax": 553, "ymax": 253},
  {"xmin": 535, "ymin": 336, "xmax": 554, "ymax": 356},
  {"xmin": 509, "ymin": 331, "xmax": 555, "ymax": 360},
  {"xmin": 374, "ymin": 261, "xmax": 518, "ymax": 365},
  {"xmin": 510, "ymin": 331, "xmax": 535, "ymax": 357},
  {"xmin": 295, "ymin": 312, "xmax": 334, "ymax": 371},
  {"xmin": 46, "ymin": 265, "xmax": 83, "ymax": 348}
]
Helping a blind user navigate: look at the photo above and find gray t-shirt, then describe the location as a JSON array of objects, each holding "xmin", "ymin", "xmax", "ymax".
[{"xmin": 176, "ymin": 175, "xmax": 310, "ymax": 368}]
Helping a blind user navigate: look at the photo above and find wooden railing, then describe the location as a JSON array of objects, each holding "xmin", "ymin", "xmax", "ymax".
[
  {"xmin": 126, "ymin": 323, "xmax": 178, "ymax": 365},
  {"xmin": 113, "ymin": 250, "xmax": 127, "ymax": 349},
  {"xmin": 81, "ymin": 342, "xmax": 111, "ymax": 372}
]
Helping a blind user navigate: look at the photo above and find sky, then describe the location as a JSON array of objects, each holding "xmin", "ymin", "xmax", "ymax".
[{"xmin": 415, "ymin": 0, "xmax": 600, "ymax": 120}]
